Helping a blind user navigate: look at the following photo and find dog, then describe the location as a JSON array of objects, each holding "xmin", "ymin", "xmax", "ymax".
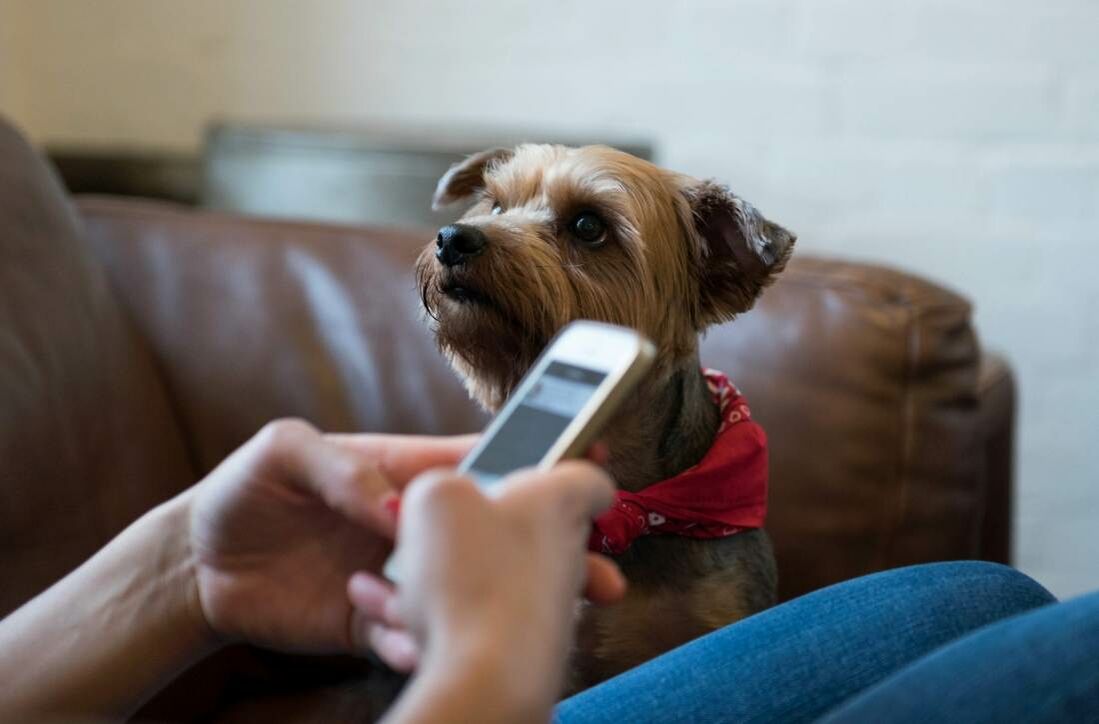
[{"xmin": 417, "ymin": 143, "xmax": 795, "ymax": 688}]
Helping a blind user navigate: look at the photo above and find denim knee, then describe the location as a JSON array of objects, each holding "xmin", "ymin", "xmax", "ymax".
[
  {"xmin": 886, "ymin": 561, "xmax": 1056, "ymax": 622},
  {"xmin": 916, "ymin": 561, "xmax": 1054, "ymax": 603}
]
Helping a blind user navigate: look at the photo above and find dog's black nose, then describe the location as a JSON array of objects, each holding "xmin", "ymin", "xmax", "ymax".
[{"xmin": 436, "ymin": 224, "xmax": 486, "ymax": 267}]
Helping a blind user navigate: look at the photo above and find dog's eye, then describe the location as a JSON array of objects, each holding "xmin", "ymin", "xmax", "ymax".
[
  {"xmin": 490, "ymin": 202, "xmax": 503, "ymax": 215},
  {"xmin": 570, "ymin": 212, "xmax": 606, "ymax": 245}
]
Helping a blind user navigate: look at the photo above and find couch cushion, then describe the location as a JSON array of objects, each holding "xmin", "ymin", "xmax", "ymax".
[{"xmin": 0, "ymin": 118, "xmax": 193, "ymax": 616}]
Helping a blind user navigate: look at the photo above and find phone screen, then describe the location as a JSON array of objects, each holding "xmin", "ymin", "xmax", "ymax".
[{"xmin": 466, "ymin": 361, "xmax": 607, "ymax": 486}]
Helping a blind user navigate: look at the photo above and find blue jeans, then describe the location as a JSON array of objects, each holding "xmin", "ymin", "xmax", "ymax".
[{"xmin": 557, "ymin": 562, "xmax": 1098, "ymax": 723}]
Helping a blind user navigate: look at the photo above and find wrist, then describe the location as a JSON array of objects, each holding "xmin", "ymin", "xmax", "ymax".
[
  {"xmin": 0, "ymin": 486, "xmax": 223, "ymax": 720},
  {"xmin": 405, "ymin": 625, "xmax": 560, "ymax": 724},
  {"xmin": 148, "ymin": 488, "xmax": 223, "ymax": 653}
]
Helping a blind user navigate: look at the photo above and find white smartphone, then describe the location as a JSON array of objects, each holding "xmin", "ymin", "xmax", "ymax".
[
  {"xmin": 457, "ymin": 320, "xmax": 656, "ymax": 490},
  {"xmin": 384, "ymin": 320, "xmax": 655, "ymax": 580}
]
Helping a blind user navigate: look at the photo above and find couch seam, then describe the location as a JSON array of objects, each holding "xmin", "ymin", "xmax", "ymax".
[
  {"xmin": 74, "ymin": 196, "xmax": 430, "ymax": 244},
  {"xmin": 883, "ymin": 302, "xmax": 919, "ymax": 568}
]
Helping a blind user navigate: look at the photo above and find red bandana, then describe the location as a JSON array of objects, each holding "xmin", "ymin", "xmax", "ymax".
[{"xmin": 588, "ymin": 369, "xmax": 769, "ymax": 556}]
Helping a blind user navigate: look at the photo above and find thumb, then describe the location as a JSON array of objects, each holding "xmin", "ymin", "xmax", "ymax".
[
  {"xmin": 498, "ymin": 460, "xmax": 615, "ymax": 522},
  {"xmin": 583, "ymin": 554, "xmax": 628, "ymax": 605},
  {"xmin": 250, "ymin": 419, "xmax": 399, "ymax": 535}
]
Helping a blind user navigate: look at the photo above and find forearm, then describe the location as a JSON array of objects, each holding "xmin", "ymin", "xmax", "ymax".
[
  {"xmin": 0, "ymin": 490, "xmax": 219, "ymax": 721},
  {"xmin": 383, "ymin": 635, "xmax": 561, "ymax": 724}
]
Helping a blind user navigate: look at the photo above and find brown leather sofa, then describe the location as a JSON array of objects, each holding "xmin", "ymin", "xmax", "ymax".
[{"xmin": 0, "ymin": 116, "xmax": 1013, "ymax": 719}]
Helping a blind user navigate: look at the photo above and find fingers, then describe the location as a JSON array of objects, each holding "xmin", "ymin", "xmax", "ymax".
[
  {"xmin": 585, "ymin": 441, "xmax": 610, "ymax": 466},
  {"xmin": 547, "ymin": 460, "xmax": 616, "ymax": 518},
  {"xmin": 583, "ymin": 554, "xmax": 628, "ymax": 605},
  {"xmin": 501, "ymin": 460, "xmax": 615, "ymax": 520},
  {"xmin": 350, "ymin": 465, "xmax": 623, "ymax": 676},
  {"xmin": 368, "ymin": 624, "xmax": 420, "ymax": 672},
  {"xmin": 348, "ymin": 572, "xmax": 420, "ymax": 672},
  {"xmin": 252, "ymin": 423, "xmax": 479, "ymax": 533},
  {"xmin": 399, "ymin": 468, "xmax": 485, "ymax": 521},
  {"xmin": 347, "ymin": 572, "xmax": 404, "ymax": 629},
  {"xmin": 401, "ymin": 462, "xmax": 612, "ymax": 531},
  {"xmin": 250, "ymin": 419, "xmax": 398, "ymax": 534},
  {"xmin": 328, "ymin": 433, "xmax": 478, "ymax": 487}
]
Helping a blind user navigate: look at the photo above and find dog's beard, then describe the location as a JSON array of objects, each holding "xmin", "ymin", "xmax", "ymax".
[
  {"xmin": 413, "ymin": 232, "xmax": 673, "ymax": 410},
  {"xmin": 416, "ymin": 252, "xmax": 549, "ymax": 410}
]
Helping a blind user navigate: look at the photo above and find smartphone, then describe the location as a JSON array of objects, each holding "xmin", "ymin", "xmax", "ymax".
[
  {"xmin": 457, "ymin": 320, "xmax": 656, "ymax": 490},
  {"xmin": 384, "ymin": 320, "xmax": 655, "ymax": 580}
]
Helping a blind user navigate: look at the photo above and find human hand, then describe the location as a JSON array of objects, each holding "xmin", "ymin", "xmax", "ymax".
[
  {"xmin": 187, "ymin": 419, "xmax": 475, "ymax": 653},
  {"xmin": 347, "ymin": 461, "xmax": 626, "ymax": 710}
]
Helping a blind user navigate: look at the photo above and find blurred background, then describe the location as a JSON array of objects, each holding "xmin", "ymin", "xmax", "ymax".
[{"xmin": 1, "ymin": 0, "xmax": 1096, "ymax": 597}]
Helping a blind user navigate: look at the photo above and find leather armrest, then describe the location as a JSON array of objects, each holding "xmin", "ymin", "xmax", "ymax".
[
  {"xmin": 702, "ymin": 256, "xmax": 1006, "ymax": 599},
  {"xmin": 976, "ymin": 352, "xmax": 1015, "ymax": 564}
]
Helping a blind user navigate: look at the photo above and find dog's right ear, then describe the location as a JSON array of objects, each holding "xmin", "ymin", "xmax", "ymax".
[
  {"xmin": 683, "ymin": 180, "xmax": 796, "ymax": 327},
  {"xmin": 432, "ymin": 147, "xmax": 514, "ymax": 210}
]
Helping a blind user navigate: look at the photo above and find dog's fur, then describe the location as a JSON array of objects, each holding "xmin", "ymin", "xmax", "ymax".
[{"xmin": 419, "ymin": 144, "xmax": 795, "ymax": 687}]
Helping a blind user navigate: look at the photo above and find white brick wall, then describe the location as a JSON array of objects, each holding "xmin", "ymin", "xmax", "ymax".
[{"xmin": 2, "ymin": 0, "xmax": 1097, "ymax": 597}]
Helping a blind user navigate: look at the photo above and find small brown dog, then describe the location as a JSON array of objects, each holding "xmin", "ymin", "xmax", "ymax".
[{"xmin": 418, "ymin": 144, "xmax": 795, "ymax": 688}]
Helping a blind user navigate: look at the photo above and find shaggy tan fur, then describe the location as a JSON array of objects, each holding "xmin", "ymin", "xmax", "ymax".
[{"xmin": 419, "ymin": 144, "xmax": 795, "ymax": 688}]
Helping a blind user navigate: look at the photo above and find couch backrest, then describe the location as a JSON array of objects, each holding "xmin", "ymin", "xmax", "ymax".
[
  {"xmin": 77, "ymin": 198, "xmax": 486, "ymax": 477},
  {"xmin": 0, "ymin": 119, "xmax": 194, "ymax": 616}
]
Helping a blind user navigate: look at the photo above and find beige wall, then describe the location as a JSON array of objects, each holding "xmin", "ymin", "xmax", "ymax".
[
  {"xmin": 3, "ymin": 0, "xmax": 1099, "ymax": 598},
  {"xmin": 0, "ymin": 1, "xmax": 27, "ymax": 119},
  {"xmin": 2, "ymin": 1, "xmax": 257, "ymax": 149},
  {"xmin": 2, "ymin": 0, "xmax": 433, "ymax": 150}
]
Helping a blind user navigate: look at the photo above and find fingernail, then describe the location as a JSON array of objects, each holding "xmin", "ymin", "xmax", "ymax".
[
  {"xmin": 381, "ymin": 494, "xmax": 401, "ymax": 519},
  {"xmin": 348, "ymin": 571, "xmax": 371, "ymax": 595}
]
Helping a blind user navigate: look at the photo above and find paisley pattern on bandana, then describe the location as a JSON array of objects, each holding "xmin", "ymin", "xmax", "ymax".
[{"xmin": 589, "ymin": 369, "xmax": 768, "ymax": 556}]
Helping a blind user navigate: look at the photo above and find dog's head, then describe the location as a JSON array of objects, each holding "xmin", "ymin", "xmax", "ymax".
[{"xmin": 418, "ymin": 144, "xmax": 795, "ymax": 410}]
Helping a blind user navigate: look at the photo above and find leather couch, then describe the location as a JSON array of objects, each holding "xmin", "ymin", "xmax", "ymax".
[{"xmin": 0, "ymin": 116, "xmax": 1013, "ymax": 720}]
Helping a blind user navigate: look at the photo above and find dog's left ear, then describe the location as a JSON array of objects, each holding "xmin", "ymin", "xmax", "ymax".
[
  {"xmin": 432, "ymin": 147, "xmax": 514, "ymax": 210},
  {"xmin": 684, "ymin": 180, "xmax": 796, "ymax": 326}
]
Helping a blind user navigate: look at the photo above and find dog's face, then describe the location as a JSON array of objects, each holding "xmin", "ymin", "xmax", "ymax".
[{"xmin": 417, "ymin": 144, "xmax": 795, "ymax": 410}]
